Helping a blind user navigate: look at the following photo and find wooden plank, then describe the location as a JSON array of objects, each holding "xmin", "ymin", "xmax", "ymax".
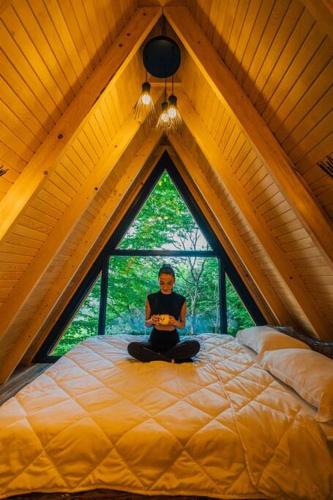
[
  {"xmin": 254, "ymin": 2, "xmax": 306, "ymax": 111},
  {"xmin": 5, "ymin": 232, "xmax": 43, "ymax": 249},
  {"xmin": 271, "ymin": 40, "xmax": 332, "ymax": 137},
  {"xmin": 14, "ymin": 0, "xmax": 74, "ymax": 106},
  {"xmin": 0, "ymin": 6, "xmax": 161, "ymax": 243},
  {"xmin": 0, "ymin": 48, "xmax": 54, "ymax": 130},
  {"xmin": 262, "ymin": 21, "xmax": 325, "ymax": 123},
  {"xmin": 165, "ymin": 5, "xmax": 333, "ymax": 267},
  {"xmin": 1, "ymin": 6, "xmax": 64, "ymax": 117},
  {"xmin": 302, "ymin": 0, "xmax": 333, "ymax": 41},
  {"xmin": 244, "ymin": 0, "xmax": 291, "ymax": 99},
  {"xmin": 177, "ymin": 90, "xmax": 331, "ymax": 338},
  {"xmin": 236, "ymin": 0, "xmax": 275, "ymax": 85},
  {"xmin": 224, "ymin": 0, "xmax": 250, "ymax": 71},
  {"xmin": 0, "ymin": 122, "xmax": 33, "ymax": 162},
  {"xmin": 0, "ymin": 99, "xmax": 41, "ymax": 151},
  {"xmin": 288, "ymin": 110, "xmax": 333, "ymax": 162},
  {"xmin": 0, "ymin": 0, "xmax": 11, "ymax": 16},
  {"xmin": 232, "ymin": 0, "xmax": 263, "ymax": 80},
  {"xmin": 284, "ymin": 85, "xmax": 333, "ymax": 153},
  {"xmin": 15, "ymin": 134, "xmax": 163, "ymax": 373},
  {"xmin": 0, "ymin": 138, "xmax": 27, "ymax": 173}
]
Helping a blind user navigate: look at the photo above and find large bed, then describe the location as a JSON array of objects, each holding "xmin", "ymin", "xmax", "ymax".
[{"xmin": 0, "ymin": 333, "xmax": 332, "ymax": 499}]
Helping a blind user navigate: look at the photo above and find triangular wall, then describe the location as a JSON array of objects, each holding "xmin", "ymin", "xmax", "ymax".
[
  {"xmin": 0, "ymin": 1, "xmax": 332, "ymax": 384},
  {"xmin": 36, "ymin": 151, "xmax": 265, "ymax": 360}
]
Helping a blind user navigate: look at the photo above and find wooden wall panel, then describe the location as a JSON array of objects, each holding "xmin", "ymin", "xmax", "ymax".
[
  {"xmin": 4, "ymin": 116, "xmax": 150, "ymax": 322},
  {"xmin": 178, "ymin": 59, "xmax": 333, "ymax": 332},
  {"xmin": 185, "ymin": 0, "xmax": 333, "ymax": 220},
  {"xmin": 177, "ymin": 125, "xmax": 314, "ymax": 331},
  {"xmin": 0, "ymin": 52, "xmax": 145, "ymax": 312},
  {"xmin": 0, "ymin": 128, "xmax": 161, "ymax": 374},
  {"xmin": 0, "ymin": 0, "xmax": 138, "ymax": 196}
]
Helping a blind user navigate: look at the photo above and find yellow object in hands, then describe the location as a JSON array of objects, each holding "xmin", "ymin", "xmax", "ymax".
[{"xmin": 158, "ymin": 314, "xmax": 170, "ymax": 325}]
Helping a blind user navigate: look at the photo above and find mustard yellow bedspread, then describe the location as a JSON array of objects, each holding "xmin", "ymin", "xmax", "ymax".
[{"xmin": 0, "ymin": 334, "xmax": 332, "ymax": 499}]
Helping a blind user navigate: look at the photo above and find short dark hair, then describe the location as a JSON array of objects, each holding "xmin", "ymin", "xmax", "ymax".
[{"xmin": 158, "ymin": 264, "xmax": 175, "ymax": 278}]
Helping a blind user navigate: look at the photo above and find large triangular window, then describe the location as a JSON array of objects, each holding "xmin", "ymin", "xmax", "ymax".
[
  {"xmin": 118, "ymin": 171, "xmax": 211, "ymax": 251},
  {"xmin": 39, "ymin": 152, "xmax": 264, "ymax": 360}
]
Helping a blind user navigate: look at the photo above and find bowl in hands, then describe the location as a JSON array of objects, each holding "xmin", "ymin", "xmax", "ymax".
[{"xmin": 158, "ymin": 314, "xmax": 171, "ymax": 325}]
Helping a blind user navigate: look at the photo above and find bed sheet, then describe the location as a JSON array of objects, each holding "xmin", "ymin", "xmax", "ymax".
[{"xmin": 0, "ymin": 334, "xmax": 332, "ymax": 499}]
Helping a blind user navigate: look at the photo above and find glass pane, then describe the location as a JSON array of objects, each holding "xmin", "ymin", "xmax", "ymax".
[
  {"xmin": 118, "ymin": 171, "xmax": 211, "ymax": 251},
  {"xmin": 226, "ymin": 275, "xmax": 255, "ymax": 335},
  {"xmin": 51, "ymin": 274, "xmax": 101, "ymax": 356},
  {"xmin": 106, "ymin": 256, "xmax": 220, "ymax": 336}
]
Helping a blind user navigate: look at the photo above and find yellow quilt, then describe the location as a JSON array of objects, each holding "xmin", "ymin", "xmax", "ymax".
[{"xmin": 0, "ymin": 334, "xmax": 332, "ymax": 499}]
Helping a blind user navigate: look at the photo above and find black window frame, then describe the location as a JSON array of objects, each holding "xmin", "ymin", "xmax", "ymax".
[{"xmin": 35, "ymin": 151, "xmax": 265, "ymax": 362}]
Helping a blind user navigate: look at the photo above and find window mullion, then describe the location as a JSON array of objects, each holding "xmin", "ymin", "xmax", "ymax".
[
  {"xmin": 98, "ymin": 258, "xmax": 109, "ymax": 335},
  {"xmin": 219, "ymin": 258, "xmax": 227, "ymax": 333}
]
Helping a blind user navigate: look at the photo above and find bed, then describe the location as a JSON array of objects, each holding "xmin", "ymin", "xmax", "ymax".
[{"xmin": 0, "ymin": 333, "xmax": 332, "ymax": 499}]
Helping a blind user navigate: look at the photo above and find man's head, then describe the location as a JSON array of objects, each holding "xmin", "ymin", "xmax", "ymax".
[{"xmin": 158, "ymin": 265, "xmax": 175, "ymax": 294}]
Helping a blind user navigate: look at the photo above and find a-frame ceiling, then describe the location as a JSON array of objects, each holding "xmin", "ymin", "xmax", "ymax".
[{"xmin": 0, "ymin": 0, "xmax": 332, "ymax": 383}]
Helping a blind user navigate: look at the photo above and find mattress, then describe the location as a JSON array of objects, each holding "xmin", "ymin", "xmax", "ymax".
[{"xmin": 0, "ymin": 333, "xmax": 332, "ymax": 499}]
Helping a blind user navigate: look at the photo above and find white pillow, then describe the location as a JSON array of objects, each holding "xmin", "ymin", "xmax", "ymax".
[
  {"xmin": 259, "ymin": 348, "xmax": 333, "ymax": 423},
  {"xmin": 236, "ymin": 326, "xmax": 310, "ymax": 354}
]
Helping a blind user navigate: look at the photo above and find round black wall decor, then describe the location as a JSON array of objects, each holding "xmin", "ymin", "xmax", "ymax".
[{"xmin": 143, "ymin": 36, "xmax": 181, "ymax": 78}]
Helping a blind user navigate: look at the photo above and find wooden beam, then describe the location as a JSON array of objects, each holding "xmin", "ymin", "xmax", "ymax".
[
  {"xmin": 22, "ymin": 142, "xmax": 164, "ymax": 368},
  {"xmin": 0, "ymin": 0, "xmax": 12, "ymax": 16},
  {"xmin": 0, "ymin": 105, "xmax": 160, "ymax": 337},
  {"xmin": 167, "ymin": 139, "xmax": 291, "ymax": 327},
  {"xmin": 177, "ymin": 89, "xmax": 330, "ymax": 339},
  {"xmin": 0, "ymin": 6, "xmax": 161, "ymax": 243},
  {"xmin": 164, "ymin": 5, "xmax": 333, "ymax": 267},
  {"xmin": 302, "ymin": 0, "xmax": 333, "ymax": 42},
  {"xmin": 0, "ymin": 132, "xmax": 163, "ymax": 382}
]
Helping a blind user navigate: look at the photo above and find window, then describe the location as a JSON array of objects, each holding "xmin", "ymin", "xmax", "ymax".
[
  {"xmin": 106, "ymin": 255, "xmax": 220, "ymax": 336},
  {"xmin": 43, "ymin": 153, "xmax": 264, "ymax": 360},
  {"xmin": 52, "ymin": 274, "xmax": 101, "ymax": 356}
]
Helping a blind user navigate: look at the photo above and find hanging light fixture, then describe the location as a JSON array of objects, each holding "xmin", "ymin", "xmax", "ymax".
[
  {"xmin": 167, "ymin": 77, "xmax": 182, "ymax": 131},
  {"xmin": 135, "ymin": 33, "xmax": 182, "ymax": 132},
  {"xmin": 156, "ymin": 79, "xmax": 171, "ymax": 131},
  {"xmin": 134, "ymin": 77, "xmax": 155, "ymax": 125}
]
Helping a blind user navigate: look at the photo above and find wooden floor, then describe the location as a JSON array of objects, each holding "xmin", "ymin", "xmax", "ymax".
[
  {"xmin": 0, "ymin": 363, "xmax": 51, "ymax": 405},
  {"xmin": 9, "ymin": 493, "xmax": 203, "ymax": 499},
  {"xmin": 8, "ymin": 492, "xmax": 258, "ymax": 500}
]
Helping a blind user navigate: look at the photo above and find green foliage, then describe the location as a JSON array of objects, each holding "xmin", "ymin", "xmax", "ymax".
[
  {"xmin": 119, "ymin": 172, "xmax": 210, "ymax": 251},
  {"xmin": 53, "ymin": 171, "xmax": 254, "ymax": 355},
  {"xmin": 226, "ymin": 276, "xmax": 255, "ymax": 335},
  {"xmin": 52, "ymin": 275, "xmax": 101, "ymax": 356}
]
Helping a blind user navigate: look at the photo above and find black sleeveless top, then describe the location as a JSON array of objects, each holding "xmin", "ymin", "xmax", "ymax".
[{"xmin": 147, "ymin": 291, "xmax": 186, "ymax": 319}]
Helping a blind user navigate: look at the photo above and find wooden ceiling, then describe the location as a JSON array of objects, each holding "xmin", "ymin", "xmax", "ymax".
[{"xmin": 0, "ymin": 0, "xmax": 332, "ymax": 383}]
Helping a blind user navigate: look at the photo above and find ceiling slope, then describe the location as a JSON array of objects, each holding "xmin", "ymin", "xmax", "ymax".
[
  {"xmin": 183, "ymin": 0, "xmax": 333, "ymax": 220},
  {"xmin": 166, "ymin": 140, "xmax": 293, "ymax": 326},
  {"xmin": 0, "ymin": 0, "xmax": 332, "ymax": 383},
  {"xmin": 0, "ymin": 128, "xmax": 163, "ymax": 383},
  {"xmin": 0, "ymin": 6, "xmax": 161, "ymax": 242},
  {"xmin": 165, "ymin": 5, "xmax": 333, "ymax": 266}
]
